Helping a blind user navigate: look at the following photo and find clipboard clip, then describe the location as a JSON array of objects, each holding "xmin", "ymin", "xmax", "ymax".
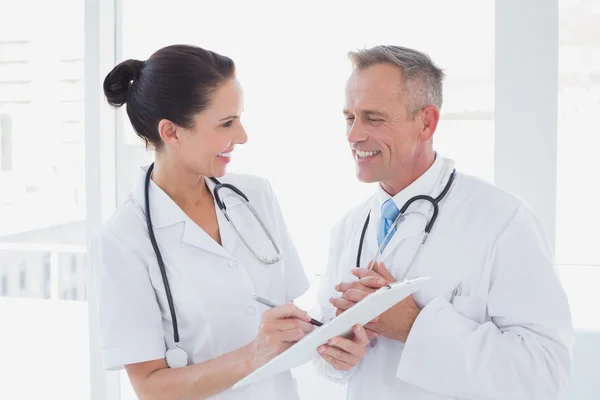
[{"xmin": 384, "ymin": 276, "xmax": 431, "ymax": 290}]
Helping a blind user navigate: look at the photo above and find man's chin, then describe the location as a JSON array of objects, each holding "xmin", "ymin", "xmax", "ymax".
[{"xmin": 356, "ymin": 169, "xmax": 380, "ymax": 183}]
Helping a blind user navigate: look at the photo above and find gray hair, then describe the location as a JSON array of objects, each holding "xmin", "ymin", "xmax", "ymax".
[{"xmin": 348, "ymin": 45, "xmax": 445, "ymax": 117}]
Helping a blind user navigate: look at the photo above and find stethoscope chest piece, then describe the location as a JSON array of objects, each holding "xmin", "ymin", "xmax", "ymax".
[{"xmin": 166, "ymin": 346, "xmax": 189, "ymax": 368}]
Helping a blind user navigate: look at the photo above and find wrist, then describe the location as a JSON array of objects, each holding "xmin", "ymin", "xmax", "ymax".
[
  {"xmin": 399, "ymin": 307, "xmax": 421, "ymax": 342},
  {"xmin": 238, "ymin": 343, "xmax": 257, "ymax": 374}
]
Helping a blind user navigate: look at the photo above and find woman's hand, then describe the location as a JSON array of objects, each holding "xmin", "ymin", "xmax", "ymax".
[{"xmin": 247, "ymin": 303, "xmax": 314, "ymax": 369}]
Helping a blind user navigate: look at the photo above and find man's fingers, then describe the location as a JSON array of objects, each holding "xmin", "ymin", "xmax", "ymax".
[
  {"xmin": 359, "ymin": 276, "xmax": 388, "ymax": 289},
  {"xmin": 335, "ymin": 281, "xmax": 366, "ymax": 293},
  {"xmin": 342, "ymin": 288, "xmax": 370, "ymax": 303},
  {"xmin": 330, "ymin": 296, "xmax": 355, "ymax": 311},
  {"xmin": 373, "ymin": 262, "xmax": 396, "ymax": 282},
  {"xmin": 336, "ymin": 277, "xmax": 386, "ymax": 293},
  {"xmin": 335, "ymin": 281, "xmax": 358, "ymax": 293},
  {"xmin": 352, "ymin": 267, "xmax": 384, "ymax": 280}
]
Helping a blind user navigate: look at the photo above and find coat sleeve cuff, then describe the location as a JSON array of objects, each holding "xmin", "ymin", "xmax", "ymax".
[
  {"xmin": 396, "ymin": 296, "xmax": 479, "ymax": 391},
  {"xmin": 102, "ymin": 336, "xmax": 166, "ymax": 371}
]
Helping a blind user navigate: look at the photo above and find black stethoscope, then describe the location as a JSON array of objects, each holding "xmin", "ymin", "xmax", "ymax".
[
  {"xmin": 355, "ymin": 169, "xmax": 456, "ymax": 280},
  {"xmin": 144, "ymin": 163, "xmax": 282, "ymax": 368}
]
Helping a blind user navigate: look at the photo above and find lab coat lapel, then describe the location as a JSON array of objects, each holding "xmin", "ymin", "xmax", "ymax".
[
  {"xmin": 380, "ymin": 211, "xmax": 427, "ymax": 261},
  {"xmin": 206, "ymin": 177, "xmax": 246, "ymax": 258},
  {"xmin": 363, "ymin": 197, "xmax": 427, "ymax": 265},
  {"xmin": 180, "ymin": 177, "xmax": 245, "ymax": 260},
  {"xmin": 181, "ymin": 218, "xmax": 232, "ymax": 260},
  {"xmin": 217, "ymin": 204, "xmax": 246, "ymax": 258}
]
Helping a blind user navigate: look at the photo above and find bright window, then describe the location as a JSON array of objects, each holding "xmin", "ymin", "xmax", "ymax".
[
  {"xmin": 555, "ymin": 0, "xmax": 600, "ymax": 347},
  {"xmin": 0, "ymin": 1, "xmax": 89, "ymax": 399}
]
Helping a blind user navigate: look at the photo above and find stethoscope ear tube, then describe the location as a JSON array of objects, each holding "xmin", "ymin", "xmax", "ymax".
[
  {"xmin": 356, "ymin": 169, "xmax": 456, "ymax": 269},
  {"xmin": 145, "ymin": 163, "xmax": 181, "ymax": 344},
  {"xmin": 212, "ymin": 180, "xmax": 249, "ymax": 211},
  {"xmin": 356, "ymin": 212, "xmax": 371, "ymax": 269}
]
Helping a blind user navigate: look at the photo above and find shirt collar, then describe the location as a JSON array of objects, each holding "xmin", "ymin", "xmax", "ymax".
[
  {"xmin": 376, "ymin": 153, "xmax": 447, "ymax": 212},
  {"xmin": 131, "ymin": 164, "xmax": 242, "ymax": 229}
]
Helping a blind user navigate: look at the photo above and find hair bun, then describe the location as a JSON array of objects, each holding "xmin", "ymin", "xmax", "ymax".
[{"xmin": 103, "ymin": 59, "xmax": 144, "ymax": 107}]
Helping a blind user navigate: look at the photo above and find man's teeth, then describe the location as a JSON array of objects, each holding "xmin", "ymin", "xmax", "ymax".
[
  {"xmin": 356, "ymin": 150, "xmax": 381, "ymax": 159},
  {"xmin": 218, "ymin": 152, "xmax": 232, "ymax": 158}
]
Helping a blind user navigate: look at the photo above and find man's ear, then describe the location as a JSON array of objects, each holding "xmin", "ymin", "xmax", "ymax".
[{"xmin": 418, "ymin": 105, "xmax": 440, "ymax": 142}]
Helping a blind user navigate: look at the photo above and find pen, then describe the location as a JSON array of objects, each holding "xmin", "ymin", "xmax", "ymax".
[{"xmin": 253, "ymin": 295, "xmax": 323, "ymax": 327}]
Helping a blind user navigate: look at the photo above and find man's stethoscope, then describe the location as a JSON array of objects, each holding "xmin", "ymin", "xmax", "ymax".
[
  {"xmin": 356, "ymin": 169, "xmax": 456, "ymax": 281},
  {"xmin": 144, "ymin": 163, "xmax": 282, "ymax": 368}
]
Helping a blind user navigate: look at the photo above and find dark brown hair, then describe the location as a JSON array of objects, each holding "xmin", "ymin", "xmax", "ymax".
[{"xmin": 103, "ymin": 44, "xmax": 235, "ymax": 148}]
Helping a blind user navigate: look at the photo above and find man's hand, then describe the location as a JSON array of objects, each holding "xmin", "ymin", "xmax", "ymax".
[
  {"xmin": 317, "ymin": 324, "xmax": 370, "ymax": 371},
  {"xmin": 329, "ymin": 262, "xmax": 386, "ymax": 340},
  {"xmin": 331, "ymin": 262, "xmax": 421, "ymax": 343}
]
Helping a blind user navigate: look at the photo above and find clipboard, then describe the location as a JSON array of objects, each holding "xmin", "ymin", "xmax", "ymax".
[{"xmin": 233, "ymin": 276, "xmax": 430, "ymax": 389}]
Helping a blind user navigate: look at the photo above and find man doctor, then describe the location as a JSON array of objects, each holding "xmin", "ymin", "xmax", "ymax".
[{"xmin": 314, "ymin": 45, "xmax": 574, "ymax": 399}]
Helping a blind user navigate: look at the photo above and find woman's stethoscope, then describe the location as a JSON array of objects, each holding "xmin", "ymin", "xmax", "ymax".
[
  {"xmin": 356, "ymin": 169, "xmax": 456, "ymax": 281},
  {"xmin": 144, "ymin": 163, "xmax": 282, "ymax": 368}
]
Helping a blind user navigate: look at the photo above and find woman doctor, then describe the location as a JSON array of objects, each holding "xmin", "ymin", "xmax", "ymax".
[{"xmin": 88, "ymin": 44, "xmax": 314, "ymax": 400}]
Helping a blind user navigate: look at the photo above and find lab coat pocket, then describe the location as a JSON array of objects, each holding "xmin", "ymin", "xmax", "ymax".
[
  {"xmin": 451, "ymin": 295, "xmax": 479, "ymax": 321},
  {"xmin": 240, "ymin": 239, "xmax": 286, "ymax": 303}
]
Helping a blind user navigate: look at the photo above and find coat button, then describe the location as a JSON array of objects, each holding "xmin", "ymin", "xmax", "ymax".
[
  {"xmin": 228, "ymin": 260, "xmax": 238, "ymax": 268},
  {"xmin": 245, "ymin": 307, "xmax": 256, "ymax": 316}
]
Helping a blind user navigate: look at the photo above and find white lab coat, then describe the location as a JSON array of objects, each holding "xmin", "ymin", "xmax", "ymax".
[
  {"xmin": 89, "ymin": 165, "xmax": 309, "ymax": 400},
  {"xmin": 314, "ymin": 155, "xmax": 573, "ymax": 400}
]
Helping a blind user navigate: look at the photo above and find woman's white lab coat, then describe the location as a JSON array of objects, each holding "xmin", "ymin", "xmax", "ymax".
[
  {"xmin": 89, "ymin": 165, "xmax": 309, "ymax": 400},
  {"xmin": 315, "ymin": 155, "xmax": 573, "ymax": 400}
]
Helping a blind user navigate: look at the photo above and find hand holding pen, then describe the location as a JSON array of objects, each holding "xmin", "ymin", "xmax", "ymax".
[
  {"xmin": 246, "ymin": 298, "xmax": 316, "ymax": 370},
  {"xmin": 253, "ymin": 295, "xmax": 323, "ymax": 326}
]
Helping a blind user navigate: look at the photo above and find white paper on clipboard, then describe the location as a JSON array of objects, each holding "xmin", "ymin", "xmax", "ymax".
[{"xmin": 233, "ymin": 276, "xmax": 430, "ymax": 389}]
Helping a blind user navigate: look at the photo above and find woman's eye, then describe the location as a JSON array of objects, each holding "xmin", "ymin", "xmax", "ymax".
[{"xmin": 222, "ymin": 120, "xmax": 234, "ymax": 128}]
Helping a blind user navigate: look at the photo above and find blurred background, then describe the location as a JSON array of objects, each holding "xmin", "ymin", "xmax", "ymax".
[{"xmin": 0, "ymin": 0, "xmax": 598, "ymax": 398}]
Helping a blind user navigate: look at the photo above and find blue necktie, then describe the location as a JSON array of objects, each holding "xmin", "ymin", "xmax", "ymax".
[{"xmin": 378, "ymin": 198, "xmax": 401, "ymax": 253}]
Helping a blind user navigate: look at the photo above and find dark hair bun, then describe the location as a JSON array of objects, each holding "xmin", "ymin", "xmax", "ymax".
[
  {"xmin": 103, "ymin": 59, "xmax": 144, "ymax": 107},
  {"xmin": 102, "ymin": 45, "xmax": 235, "ymax": 149}
]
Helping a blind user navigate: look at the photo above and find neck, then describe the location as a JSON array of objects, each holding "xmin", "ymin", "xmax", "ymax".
[
  {"xmin": 151, "ymin": 154, "xmax": 212, "ymax": 209},
  {"xmin": 381, "ymin": 148, "xmax": 435, "ymax": 196}
]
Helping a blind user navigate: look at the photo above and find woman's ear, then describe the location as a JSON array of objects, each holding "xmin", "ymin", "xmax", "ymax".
[{"xmin": 158, "ymin": 119, "xmax": 179, "ymax": 145}]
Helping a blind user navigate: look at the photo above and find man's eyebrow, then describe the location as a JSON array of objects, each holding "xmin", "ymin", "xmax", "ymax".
[
  {"xmin": 343, "ymin": 109, "xmax": 389, "ymax": 118},
  {"xmin": 362, "ymin": 110, "xmax": 388, "ymax": 118}
]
